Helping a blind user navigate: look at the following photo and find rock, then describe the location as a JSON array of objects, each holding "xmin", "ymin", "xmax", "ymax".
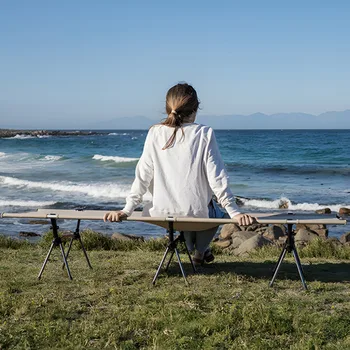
[
  {"xmin": 279, "ymin": 199, "xmax": 289, "ymax": 209},
  {"xmin": 327, "ymin": 237, "xmax": 342, "ymax": 246},
  {"xmin": 294, "ymin": 229, "xmax": 318, "ymax": 242},
  {"xmin": 219, "ymin": 224, "xmax": 241, "ymax": 239},
  {"xmin": 339, "ymin": 232, "xmax": 350, "ymax": 244},
  {"xmin": 230, "ymin": 231, "xmax": 257, "ymax": 249},
  {"xmin": 0, "ymin": 128, "xmax": 102, "ymax": 138},
  {"xmin": 315, "ymin": 208, "xmax": 331, "ymax": 214},
  {"xmin": 213, "ymin": 239, "xmax": 232, "ymax": 248},
  {"xmin": 296, "ymin": 224, "xmax": 326, "ymax": 231},
  {"xmin": 277, "ymin": 236, "xmax": 287, "ymax": 246},
  {"xmin": 277, "ymin": 224, "xmax": 287, "ymax": 235},
  {"xmin": 255, "ymin": 227, "xmax": 269, "ymax": 235},
  {"xmin": 111, "ymin": 232, "xmax": 144, "ymax": 241},
  {"xmin": 339, "ymin": 208, "xmax": 350, "ymax": 216},
  {"xmin": 296, "ymin": 224, "xmax": 328, "ymax": 238},
  {"xmin": 19, "ymin": 231, "xmax": 40, "ymax": 237},
  {"xmin": 60, "ymin": 231, "xmax": 74, "ymax": 241},
  {"xmin": 295, "ymin": 241, "xmax": 307, "ymax": 249},
  {"xmin": 233, "ymin": 234, "xmax": 272, "ymax": 256},
  {"xmin": 263, "ymin": 225, "xmax": 286, "ymax": 241},
  {"xmin": 28, "ymin": 220, "xmax": 50, "ymax": 225},
  {"xmin": 244, "ymin": 223, "xmax": 267, "ymax": 232},
  {"xmin": 310, "ymin": 228, "xmax": 328, "ymax": 238}
]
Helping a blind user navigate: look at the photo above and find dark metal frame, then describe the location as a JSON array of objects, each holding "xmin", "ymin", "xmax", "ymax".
[
  {"xmin": 152, "ymin": 221, "xmax": 197, "ymax": 285},
  {"xmin": 38, "ymin": 218, "xmax": 92, "ymax": 280},
  {"xmin": 269, "ymin": 223, "xmax": 307, "ymax": 290}
]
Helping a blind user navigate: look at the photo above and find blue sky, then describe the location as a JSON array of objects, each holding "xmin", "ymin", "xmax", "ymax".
[{"xmin": 1, "ymin": 1, "xmax": 349, "ymax": 128}]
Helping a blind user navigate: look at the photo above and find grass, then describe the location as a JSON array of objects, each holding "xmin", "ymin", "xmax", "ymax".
[{"xmin": 1, "ymin": 232, "xmax": 350, "ymax": 349}]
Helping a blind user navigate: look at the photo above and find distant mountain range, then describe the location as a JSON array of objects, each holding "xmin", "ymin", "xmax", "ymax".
[
  {"xmin": 92, "ymin": 110, "xmax": 350, "ymax": 130},
  {"xmin": 1, "ymin": 110, "xmax": 349, "ymax": 130}
]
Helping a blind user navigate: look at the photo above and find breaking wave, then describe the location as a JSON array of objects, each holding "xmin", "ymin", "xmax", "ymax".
[
  {"xmin": 0, "ymin": 175, "xmax": 140, "ymax": 200},
  {"xmin": 93, "ymin": 154, "xmax": 139, "ymax": 163},
  {"xmin": 0, "ymin": 200, "xmax": 56, "ymax": 207},
  {"xmin": 239, "ymin": 196, "xmax": 347, "ymax": 212},
  {"xmin": 7, "ymin": 134, "xmax": 35, "ymax": 139},
  {"xmin": 41, "ymin": 155, "xmax": 63, "ymax": 161}
]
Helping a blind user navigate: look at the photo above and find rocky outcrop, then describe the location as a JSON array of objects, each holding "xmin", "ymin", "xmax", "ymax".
[
  {"xmin": 340, "ymin": 232, "xmax": 350, "ymax": 244},
  {"xmin": 28, "ymin": 220, "xmax": 50, "ymax": 225},
  {"xmin": 295, "ymin": 229, "xmax": 318, "ymax": 242},
  {"xmin": 296, "ymin": 224, "xmax": 328, "ymax": 238},
  {"xmin": 0, "ymin": 129, "xmax": 102, "ymax": 138},
  {"xmin": 315, "ymin": 208, "xmax": 331, "ymax": 214},
  {"xmin": 233, "ymin": 235, "xmax": 272, "ymax": 257},
  {"xmin": 213, "ymin": 220, "xmax": 344, "ymax": 256},
  {"xmin": 339, "ymin": 208, "xmax": 350, "ymax": 216},
  {"xmin": 219, "ymin": 224, "xmax": 241, "ymax": 239},
  {"xmin": 111, "ymin": 232, "xmax": 144, "ymax": 241},
  {"xmin": 19, "ymin": 231, "xmax": 41, "ymax": 237},
  {"xmin": 214, "ymin": 223, "xmax": 279, "ymax": 256}
]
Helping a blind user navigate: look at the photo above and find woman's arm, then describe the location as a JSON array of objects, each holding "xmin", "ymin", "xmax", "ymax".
[
  {"xmin": 104, "ymin": 130, "xmax": 154, "ymax": 222},
  {"xmin": 205, "ymin": 128, "xmax": 254, "ymax": 226}
]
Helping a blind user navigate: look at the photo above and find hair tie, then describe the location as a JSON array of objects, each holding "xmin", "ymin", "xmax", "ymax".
[{"xmin": 171, "ymin": 110, "xmax": 177, "ymax": 115}]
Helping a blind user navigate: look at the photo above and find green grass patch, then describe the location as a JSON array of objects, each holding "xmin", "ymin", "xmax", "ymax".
[
  {"xmin": 0, "ymin": 235, "xmax": 32, "ymax": 249},
  {"xmin": 39, "ymin": 229, "xmax": 168, "ymax": 252},
  {"xmin": 1, "ymin": 237, "xmax": 350, "ymax": 349}
]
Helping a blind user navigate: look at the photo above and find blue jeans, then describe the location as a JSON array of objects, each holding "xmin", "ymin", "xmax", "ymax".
[{"xmin": 183, "ymin": 200, "xmax": 225, "ymax": 254}]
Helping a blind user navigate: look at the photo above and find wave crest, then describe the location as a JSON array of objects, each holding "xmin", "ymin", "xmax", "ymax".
[
  {"xmin": 0, "ymin": 200, "xmax": 56, "ymax": 207},
  {"xmin": 239, "ymin": 196, "xmax": 347, "ymax": 212},
  {"xmin": 93, "ymin": 154, "xmax": 139, "ymax": 163},
  {"xmin": 42, "ymin": 155, "xmax": 62, "ymax": 161},
  {"xmin": 0, "ymin": 175, "xmax": 136, "ymax": 199}
]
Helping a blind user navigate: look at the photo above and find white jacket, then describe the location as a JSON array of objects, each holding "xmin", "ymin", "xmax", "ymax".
[{"xmin": 122, "ymin": 123, "xmax": 241, "ymax": 218}]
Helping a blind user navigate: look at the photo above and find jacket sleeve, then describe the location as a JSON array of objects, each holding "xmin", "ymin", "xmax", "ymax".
[
  {"xmin": 204, "ymin": 128, "xmax": 241, "ymax": 218},
  {"xmin": 122, "ymin": 130, "xmax": 154, "ymax": 216}
]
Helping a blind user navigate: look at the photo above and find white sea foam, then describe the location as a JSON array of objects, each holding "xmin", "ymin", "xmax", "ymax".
[
  {"xmin": 240, "ymin": 196, "xmax": 347, "ymax": 212},
  {"xmin": 0, "ymin": 175, "xmax": 136, "ymax": 199},
  {"xmin": 108, "ymin": 132, "xmax": 130, "ymax": 136},
  {"xmin": 93, "ymin": 154, "xmax": 139, "ymax": 163},
  {"xmin": 36, "ymin": 135, "xmax": 51, "ymax": 138},
  {"xmin": 42, "ymin": 155, "xmax": 62, "ymax": 161},
  {"xmin": 7, "ymin": 134, "xmax": 35, "ymax": 139},
  {"xmin": 0, "ymin": 200, "xmax": 56, "ymax": 207},
  {"xmin": 0, "ymin": 152, "xmax": 6, "ymax": 157}
]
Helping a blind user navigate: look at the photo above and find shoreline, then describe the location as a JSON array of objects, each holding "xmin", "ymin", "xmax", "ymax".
[{"xmin": 0, "ymin": 129, "xmax": 104, "ymax": 138}]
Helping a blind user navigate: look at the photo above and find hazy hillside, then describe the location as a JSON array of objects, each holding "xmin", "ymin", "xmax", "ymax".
[{"xmin": 93, "ymin": 110, "xmax": 350, "ymax": 129}]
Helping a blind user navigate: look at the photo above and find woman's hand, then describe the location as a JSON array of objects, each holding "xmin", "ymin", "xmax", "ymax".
[
  {"xmin": 103, "ymin": 211, "xmax": 128, "ymax": 222},
  {"xmin": 234, "ymin": 213, "xmax": 256, "ymax": 226}
]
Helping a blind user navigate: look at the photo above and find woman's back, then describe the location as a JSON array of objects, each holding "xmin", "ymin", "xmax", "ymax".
[{"xmin": 146, "ymin": 123, "xmax": 213, "ymax": 217}]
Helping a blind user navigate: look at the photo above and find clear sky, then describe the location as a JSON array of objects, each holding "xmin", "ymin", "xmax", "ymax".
[{"xmin": 1, "ymin": 0, "xmax": 349, "ymax": 128}]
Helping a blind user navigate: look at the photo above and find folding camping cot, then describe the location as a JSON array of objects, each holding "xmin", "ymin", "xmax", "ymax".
[{"xmin": 0, "ymin": 209, "xmax": 347, "ymax": 289}]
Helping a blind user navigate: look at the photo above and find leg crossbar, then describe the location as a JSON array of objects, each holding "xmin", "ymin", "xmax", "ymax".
[
  {"xmin": 62, "ymin": 219, "xmax": 93, "ymax": 270},
  {"xmin": 38, "ymin": 218, "xmax": 92, "ymax": 280},
  {"xmin": 269, "ymin": 223, "xmax": 307, "ymax": 290},
  {"xmin": 152, "ymin": 222, "xmax": 196, "ymax": 286}
]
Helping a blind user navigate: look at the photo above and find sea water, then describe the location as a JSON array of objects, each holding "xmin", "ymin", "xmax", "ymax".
[{"xmin": 0, "ymin": 129, "xmax": 349, "ymax": 239}]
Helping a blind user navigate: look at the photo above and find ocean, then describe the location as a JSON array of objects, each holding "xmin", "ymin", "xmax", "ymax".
[{"xmin": 0, "ymin": 129, "xmax": 349, "ymax": 240}]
